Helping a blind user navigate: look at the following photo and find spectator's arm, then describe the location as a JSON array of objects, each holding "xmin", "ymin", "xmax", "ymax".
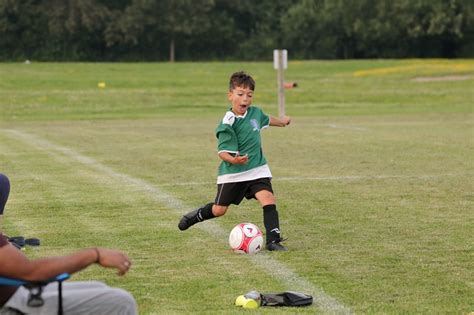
[{"xmin": 0, "ymin": 243, "xmax": 131, "ymax": 281}]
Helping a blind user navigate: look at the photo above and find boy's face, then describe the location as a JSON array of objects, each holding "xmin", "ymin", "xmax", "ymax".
[{"xmin": 228, "ymin": 85, "xmax": 254, "ymax": 116}]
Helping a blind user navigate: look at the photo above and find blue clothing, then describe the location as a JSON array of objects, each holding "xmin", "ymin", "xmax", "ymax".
[{"xmin": 0, "ymin": 174, "xmax": 9, "ymax": 215}]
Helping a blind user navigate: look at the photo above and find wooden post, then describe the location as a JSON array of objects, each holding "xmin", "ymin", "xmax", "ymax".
[
  {"xmin": 274, "ymin": 49, "xmax": 288, "ymax": 118},
  {"xmin": 169, "ymin": 38, "xmax": 175, "ymax": 63},
  {"xmin": 277, "ymin": 51, "xmax": 285, "ymax": 118}
]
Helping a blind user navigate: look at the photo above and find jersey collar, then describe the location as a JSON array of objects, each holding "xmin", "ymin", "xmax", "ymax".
[{"xmin": 231, "ymin": 108, "xmax": 248, "ymax": 118}]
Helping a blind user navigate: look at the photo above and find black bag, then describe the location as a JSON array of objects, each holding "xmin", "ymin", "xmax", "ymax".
[
  {"xmin": 261, "ymin": 291, "xmax": 313, "ymax": 307},
  {"xmin": 7, "ymin": 236, "xmax": 40, "ymax": 249}
]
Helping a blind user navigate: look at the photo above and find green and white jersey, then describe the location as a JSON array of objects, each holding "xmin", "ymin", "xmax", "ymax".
[{"xmin": 216, "ymin": 106, "xmax": 272, "ymax": 184}]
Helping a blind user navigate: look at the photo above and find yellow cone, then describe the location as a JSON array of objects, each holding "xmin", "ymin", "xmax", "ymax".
[{"xmin": 98, "ymin": 82, "xmax": 106, "ymax": 88}]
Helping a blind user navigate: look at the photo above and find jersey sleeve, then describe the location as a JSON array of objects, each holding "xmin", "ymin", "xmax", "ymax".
[
  {"xmin": 257, "ymin": 106, "xmax": 270, "ymax": 129},
  {"xmin": 216, "ymin": 124, "xmax": 239, "ymax": 153},
  {"xmin": 216, "ymin": 111, "xmax": 239, "ymax": 154}
]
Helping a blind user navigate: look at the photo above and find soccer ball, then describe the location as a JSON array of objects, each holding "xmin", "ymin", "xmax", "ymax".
[{"xmin": 229, "ymin": 223, "xmax": 264, "ymax": 254}]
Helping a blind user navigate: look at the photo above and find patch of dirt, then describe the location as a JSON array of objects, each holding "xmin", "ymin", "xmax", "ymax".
[{"xmin": 411, "ymin": 74, "xmax": 473, "ymax": 82}]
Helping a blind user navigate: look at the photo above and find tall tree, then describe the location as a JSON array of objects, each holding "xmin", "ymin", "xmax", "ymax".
[
  {"xmin": 44, "ymin": 0, "xmax": 112, "ymax": 59},
  {"xmin": 107, "ymin": 0, "xmax": 213, "ymax": 61},
  {"xmin": 0, "ymin": 0, "xmax": 473, "ymax": 60},
  {"xmin": 0, "ymin": 0, "xmax": 48, "ymax": 60},
  {"xmin": 280, "ymin": 0, "xmax": 472, "ymax": 59}
]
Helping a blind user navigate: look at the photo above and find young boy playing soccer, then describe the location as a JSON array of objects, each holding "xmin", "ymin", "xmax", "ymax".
[{"xmin": 178, "ymin": 71, "xmax": 291, "ymax": 251}]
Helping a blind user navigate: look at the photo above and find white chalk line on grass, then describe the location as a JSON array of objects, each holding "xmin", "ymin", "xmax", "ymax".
[{"xmin": 4, "ymin": 129, "xmax": 352, "ymax": 314}]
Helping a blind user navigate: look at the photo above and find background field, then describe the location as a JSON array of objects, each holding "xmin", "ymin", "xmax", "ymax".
[{"xmin": 0, "ymin": 60, "xmax": 473, "ymax": 314}]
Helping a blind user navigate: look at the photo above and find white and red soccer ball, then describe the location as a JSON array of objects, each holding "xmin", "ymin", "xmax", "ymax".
[{"xmin": 229, "ymin": 223, "xmax": 263, "ymax": 254}]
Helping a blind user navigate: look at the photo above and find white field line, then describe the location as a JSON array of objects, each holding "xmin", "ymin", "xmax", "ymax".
[{"xmin": 4, "ymin": 129, "xmax": 352, "ymax": 314}]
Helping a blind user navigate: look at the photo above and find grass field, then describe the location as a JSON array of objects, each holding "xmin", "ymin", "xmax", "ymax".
[{"xmin": 0, "ymin": 59, "xmax": 473, "ymax": 314}]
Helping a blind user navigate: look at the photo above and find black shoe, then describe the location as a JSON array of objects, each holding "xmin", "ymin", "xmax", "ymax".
[
  {"xmin": 266, "ymin": 239, "xmax": 288, "ymax": 251},
  {"xmin": 178, "ymin": 209, "xmax": 201, "ymax": 231}
]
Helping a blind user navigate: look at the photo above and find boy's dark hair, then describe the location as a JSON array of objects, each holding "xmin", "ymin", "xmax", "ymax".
[{"xmin": 229, "ymin": 71, "xmax": 255, "ymax": 91}]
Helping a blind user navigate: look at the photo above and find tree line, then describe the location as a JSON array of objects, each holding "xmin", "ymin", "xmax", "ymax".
[{"xmin": 0, "ymin": 0, "xmax": 473, "ymax": 61}]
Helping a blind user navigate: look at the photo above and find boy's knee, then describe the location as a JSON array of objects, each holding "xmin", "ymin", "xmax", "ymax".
[
  {"xmin": 256, "ymin": 190, "xmax": 275, "ymax": 205},
  {"xmin": 212, "ymin": 205, "xmax": 228, "ymax": 217}
]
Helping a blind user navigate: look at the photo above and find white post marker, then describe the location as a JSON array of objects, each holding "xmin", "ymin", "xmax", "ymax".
[{"xmin": 273, "ymin": 49, "xmax": 288, "ymax": 118}]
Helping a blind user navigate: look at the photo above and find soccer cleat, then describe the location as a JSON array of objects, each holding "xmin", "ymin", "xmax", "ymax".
[
  {"xmin": 266, "ymin": 239, "xmax": 288, "ymax": 251},
  {"xmin": 178, "ymin": 208, "xmax": 201, "ymax": 231}
]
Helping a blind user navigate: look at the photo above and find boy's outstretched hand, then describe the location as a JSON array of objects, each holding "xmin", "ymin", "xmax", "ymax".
[
  {"xmin": 233, "ymin": 154, "xmax": 249, "ymax": 165},
  {"xmin": 270, "ymin": 116, "xmax": 291, "ymax": 127},
  {"xmin": 281, "ymin": 116, "xmax": 291, "ymax": 126},
  {"xmin": 218, "ymin": 152, "xmax": 249, "ymax": 165}
]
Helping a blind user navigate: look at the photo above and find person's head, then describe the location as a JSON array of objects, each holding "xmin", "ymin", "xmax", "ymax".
[
  {"xmin": 228, "ymin": 71, "xmax": 255, "ymax": 116},
  {"xmin": 0, "ymin": 174, "xmax": 10, "ymax": 229},
  {"xmin": 0, "ymin": 174, "xmax": 9, "ymax": 216}
]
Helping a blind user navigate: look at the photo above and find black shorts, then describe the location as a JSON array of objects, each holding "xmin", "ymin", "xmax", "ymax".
[{"xmin": 215, "ymin": 177, "xmax": 273, "ymax": 206}]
